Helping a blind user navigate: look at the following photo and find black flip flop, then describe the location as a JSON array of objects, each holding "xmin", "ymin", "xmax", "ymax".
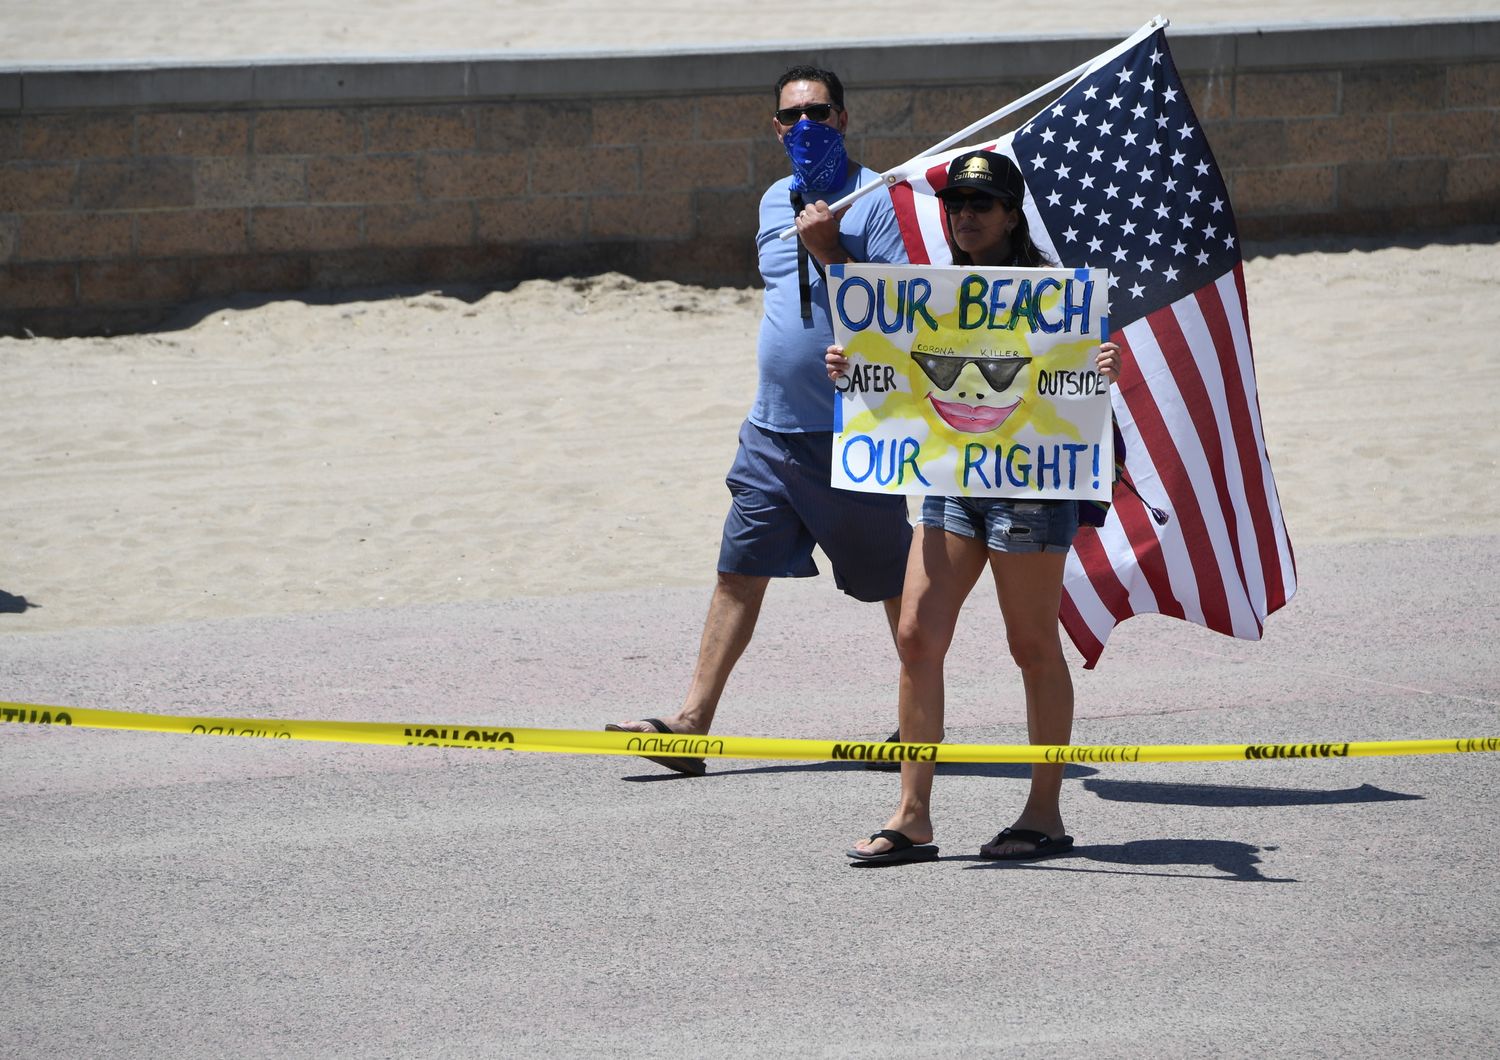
[
  {"xmin": 604, "ymin": 717, "xmax": 707, "ymax": 777},
  {"xmin": 979, "ymin": 827, "xmax": 1075, "ymax": 861},
  {"xmin": 847, "ymin": 828, "xmax": 940, "ymax": 865}
]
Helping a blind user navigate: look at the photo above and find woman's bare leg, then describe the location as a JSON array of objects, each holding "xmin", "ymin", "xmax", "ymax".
[
  {"xmin": 980, "ymin": 549, "xmax": 1074, "ymax": 856},
  {"xmin": 852, "ymin": 525, "xmax": 987, "ymax": 856}
]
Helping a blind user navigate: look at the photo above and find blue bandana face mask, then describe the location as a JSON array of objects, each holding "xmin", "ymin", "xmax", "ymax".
[{"xmin": 783, "ymin": 118, "xmax": 849, "ymax": 195}]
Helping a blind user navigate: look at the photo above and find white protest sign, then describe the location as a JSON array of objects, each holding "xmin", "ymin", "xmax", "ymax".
[{"xmin": 830, "ymin": 263, "xmax": 1113, "ymax": 500}]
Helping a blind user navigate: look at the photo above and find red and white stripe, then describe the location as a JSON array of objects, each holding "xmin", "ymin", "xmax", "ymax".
[{"xmin": 1062, "ymin": 266, "xmax": 1296, "ymax": 666}]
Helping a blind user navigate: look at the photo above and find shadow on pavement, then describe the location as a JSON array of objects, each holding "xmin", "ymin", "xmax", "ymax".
[
  {"xmin": 622, "ymin": 761, "xmax": 1100, "ymax": 781},
  {"xmin": 1082, "ymin": 779, "xmax": 1422, "ymax": 807},
  {"xmin": 0, "ymin": 590, "xmax": 38, "ymax": 614},
  {"xmin": 957, "ymin": 838, "xmax": 1296, "ymax": 883}
]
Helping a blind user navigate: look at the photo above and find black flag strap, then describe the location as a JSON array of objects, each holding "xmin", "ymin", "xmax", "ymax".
[{"xmin": 789, "ymin": 191, "xmax": 827, "ymax": 321}]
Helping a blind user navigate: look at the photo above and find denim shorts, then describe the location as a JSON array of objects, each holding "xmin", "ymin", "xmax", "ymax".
[
  {"xmin": 918, "ymin": 495, "xmax": 1078, "ymax": 554},
  {"xmin": 719, "ymin": 420, "xmax": 912, "ymax": 602}
]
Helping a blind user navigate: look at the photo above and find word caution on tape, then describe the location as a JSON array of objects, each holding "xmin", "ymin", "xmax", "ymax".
[{"xmin": 4, "ymin": 702, "xmax": 1498, "ymax": 765}]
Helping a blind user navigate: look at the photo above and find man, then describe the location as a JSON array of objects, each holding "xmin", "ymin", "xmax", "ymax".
[{"xmin": 606, "ymin": 66, "xmax": 912, "ymax": 775}]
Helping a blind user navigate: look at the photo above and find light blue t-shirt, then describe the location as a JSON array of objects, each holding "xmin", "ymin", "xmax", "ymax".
[{"xmin": 750, "ymin": 165, "xmax": 908, "ymax": 433}]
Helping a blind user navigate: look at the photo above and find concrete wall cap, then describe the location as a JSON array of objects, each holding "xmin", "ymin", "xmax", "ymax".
[{"xmin": 4, "ymin": 18, "xmax": 1497, "ymax": 113}]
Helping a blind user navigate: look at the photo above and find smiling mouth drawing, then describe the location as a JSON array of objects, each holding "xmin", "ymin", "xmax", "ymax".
[{"xmin": 927, "ymin": 393, "xmax": 1020, "ymax": 433}]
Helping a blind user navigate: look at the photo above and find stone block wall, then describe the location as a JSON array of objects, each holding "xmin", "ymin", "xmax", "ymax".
[{"xmin": 2, "ymin": 18, "xmax": 1497, "ymax": 335}]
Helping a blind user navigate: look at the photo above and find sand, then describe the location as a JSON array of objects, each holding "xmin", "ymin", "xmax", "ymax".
[
  {"xmin": 3, "ymin": 237, "xmax": 1497, "ymax": 635},
  {"xmin": 6, "ymin": 2, "xmax": 1497, "ymax": 635},
  {"xmin": 2, "ymin": 1, "xmax": 1495, "ymax": 64},
  {"xmin": 3, "ymin": 4, "xmax": 1497, "ymax": 634}
]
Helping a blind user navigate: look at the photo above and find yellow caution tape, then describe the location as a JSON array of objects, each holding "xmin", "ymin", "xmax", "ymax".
[{"xmin": 4, "ymin": 701, "xmax": 1498, "ymax": 764}]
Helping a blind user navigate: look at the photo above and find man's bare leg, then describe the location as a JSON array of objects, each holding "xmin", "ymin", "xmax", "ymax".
[
  {"xmin": 611, "ymin": 571, "xmax": 769, "ymax": 736},
  {"xmin": 880, "ymin": 595, "xmax": 901, "ymax": 644}
]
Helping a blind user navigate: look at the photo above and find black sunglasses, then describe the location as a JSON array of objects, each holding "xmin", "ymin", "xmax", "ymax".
[
  {"xmin": 941, "ymin": 193, "xmax": 1003, "ymax": 215},
  {"xmin": 774, "ymin": 103, "xmax": 840, "ymax": 124},
  {"xmin": 911, "ymin": 352, "xmax": 1031, "ymax": 392}
]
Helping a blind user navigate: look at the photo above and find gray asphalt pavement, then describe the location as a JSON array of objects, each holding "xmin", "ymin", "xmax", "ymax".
[{"xmin": 3, "ymin": 534, "xmax": 1497, "ymax": 1057}]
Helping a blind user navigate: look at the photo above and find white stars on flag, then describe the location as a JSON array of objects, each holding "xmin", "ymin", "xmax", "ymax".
[{"xmin": 1008, "ymin": 35, "xmax": 1233, "ymax": 318}]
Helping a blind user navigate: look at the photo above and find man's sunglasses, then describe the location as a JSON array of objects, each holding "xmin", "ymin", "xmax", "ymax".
[
  {"xmin": 941, "ymin": 193, "xmax": 1004, "ymax": 215},
  {"xmin": 774, "ymin": 103, "xmax": 840, "ymax": 124},
  {"xmin": 912, "ymin": 352, "xmax": 1031, "ymax": 392}
]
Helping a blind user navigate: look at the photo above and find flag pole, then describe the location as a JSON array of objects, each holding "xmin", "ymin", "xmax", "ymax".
[{"xmin": 776, "ymin": 15, "xmax": 1169, "ymax": 241}]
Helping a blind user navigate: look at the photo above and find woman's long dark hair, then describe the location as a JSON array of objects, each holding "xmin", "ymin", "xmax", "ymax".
[{"xmin": 944, "ymin": 198, "xmax": 1052, "ymax": 268}]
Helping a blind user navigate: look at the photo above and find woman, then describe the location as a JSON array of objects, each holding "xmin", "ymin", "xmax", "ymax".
[{"xmin": 828, "ymin": 150, "xmax": 1120, "ymax": 865}]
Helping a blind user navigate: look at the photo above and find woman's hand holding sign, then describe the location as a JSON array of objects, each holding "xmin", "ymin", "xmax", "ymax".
[
  {"xmin": 1095, "ymin": 341, "xmax": 1121, "ymax": 384},
  {"xmin": 825, "ymin": 344, "xmax": 851, "ymax": 383}
]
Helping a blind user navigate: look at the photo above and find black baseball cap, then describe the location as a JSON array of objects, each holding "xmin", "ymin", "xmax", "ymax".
[{"xmin": 937, "ymin": 150, "xmax": 1025, "ymax": 204}]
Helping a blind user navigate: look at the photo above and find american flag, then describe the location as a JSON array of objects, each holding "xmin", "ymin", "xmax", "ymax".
[{"xmin": 888, "ymin": 26, "xmax": 1296, "ymax": 668}]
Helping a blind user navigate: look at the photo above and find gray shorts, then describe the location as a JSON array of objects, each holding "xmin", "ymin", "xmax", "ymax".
[
  {"xmin": 719, "ymin": 420, "xmax": 912, "ymax": 602},
  {"xmin": 919, "ymin": 495, "xmax": 1079, "ymax": 554}
]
